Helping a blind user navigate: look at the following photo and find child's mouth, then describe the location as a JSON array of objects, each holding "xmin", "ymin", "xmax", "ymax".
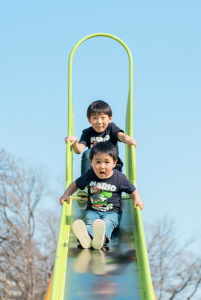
[{"xmin": 100, "ymin": 171, "xmax": 105, "ymax": 175}]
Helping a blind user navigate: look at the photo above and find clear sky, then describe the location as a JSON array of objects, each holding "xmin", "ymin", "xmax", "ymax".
[{"xmin": 1, "ymin": 1, "xmax": 201, "ymax": 252}]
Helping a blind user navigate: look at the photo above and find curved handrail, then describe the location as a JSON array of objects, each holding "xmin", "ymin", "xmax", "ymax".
[
  {"xmin": 50, "ymin": 33, "xmax": 154, "ymax": 300},
  {"xmin": 67, "ymin": 33, "xmax": 134, "ymax": 186}
]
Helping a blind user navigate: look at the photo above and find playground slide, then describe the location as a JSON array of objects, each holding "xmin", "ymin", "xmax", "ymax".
[{"xmin": 44, "ymin": 33, "xmax": 156, "ymax": 300}]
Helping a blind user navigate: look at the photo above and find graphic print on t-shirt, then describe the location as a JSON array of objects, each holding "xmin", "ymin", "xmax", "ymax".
[
  {"xmin": 90, "ymin": 135, "xmax": 110, "ymax": 149},
  {"xmin": 90, "ymin": 186, "xmax": 113, "ymax": 212},
  {"xmin": 76, "ymin": 169, "xmax": 136, "ymax": 213}
]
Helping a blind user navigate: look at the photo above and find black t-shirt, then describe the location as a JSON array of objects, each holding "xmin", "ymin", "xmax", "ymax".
[
  {"xmin": 79, "ymin": 122, "xmax": 124, "ymax": 170},
  {"xmin": 76, "ymin": 169, "xmax": 136, "ymax": 213}
]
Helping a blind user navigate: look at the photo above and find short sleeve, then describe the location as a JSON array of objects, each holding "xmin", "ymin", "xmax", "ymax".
[
  {"xmin": 110, "ymin": 123, "xmax": 124, "ymax": 141},
  {"xmin": 79, "ymin": 129, "xmax": 88, "ymax": 146},
  {"xmin": 76, "ymin": 169, "xmax": 91, "ymax": 190},
  {"xmin": 120, "ymin": 174, "xmax": 136, "ymax": 194}
]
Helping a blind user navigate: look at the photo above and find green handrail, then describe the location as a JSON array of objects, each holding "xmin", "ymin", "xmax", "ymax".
[
  {"xmin": 51, "ymin": 33, "xmax": 154, "ymax": 300},
  {"xmin": 125, "ymin": 107, "xmax": 154, "ymax": 298}
]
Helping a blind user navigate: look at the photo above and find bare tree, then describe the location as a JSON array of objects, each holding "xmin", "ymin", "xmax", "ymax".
[
  {"xmin": 145, "ymin": 217, "xmax": 201, "ymax": 300},
  {"xmin": 0, "ymin": 149, "xmax": 58, "ymax": 300}
]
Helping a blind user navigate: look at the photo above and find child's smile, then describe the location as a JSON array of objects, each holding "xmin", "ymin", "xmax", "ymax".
[
  {"xmin": 88, "ymin": 113, "xmax": 112, "ymax": 133},
  {"xmin": 90, "ymin": 153, "xmax": 117, "ymax": 179}
]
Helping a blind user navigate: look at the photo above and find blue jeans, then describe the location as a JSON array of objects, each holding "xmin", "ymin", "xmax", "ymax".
[
  {"xmin": 81, "ymin": 149, "xmax": 92, "ymax": 175},
  {"xmin": 83, "ymin": 210, "xmax": 122, "ymax": 241}
]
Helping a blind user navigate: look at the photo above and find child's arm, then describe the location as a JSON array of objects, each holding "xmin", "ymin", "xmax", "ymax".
[
  {"xmin": 117, "ymin": 132, "xmax": 137, "ymax": 148},
  {"xmin": 60, "ymin": 181, "xmax": 78, "ymax": 205},
  {"xmin": 65, "ymin": 136, "xmax": 85, "ymax": 154},
  {"xmin": 129, "ymin": 189, "xmax": 144, "ymax": 210}
]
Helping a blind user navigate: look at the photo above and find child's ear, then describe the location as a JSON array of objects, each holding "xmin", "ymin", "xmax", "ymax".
[
  {"xmin": 88, "ymin": 118, "xmax": 91, "ymax": 124},
  {"xmin": 109, "ymin": 116, "xmax": 112, "ymax": 123},
  {"xmin": 113, "ymin": 160, "xmax": 118, "ymax": 167}
]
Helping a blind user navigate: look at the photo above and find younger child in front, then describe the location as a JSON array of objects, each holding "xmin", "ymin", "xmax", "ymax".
[{"xmin": 60, "ymin": 141, "xmax": 144, "ymax": 250}]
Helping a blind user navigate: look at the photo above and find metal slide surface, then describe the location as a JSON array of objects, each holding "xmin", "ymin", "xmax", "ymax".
[{"xmin": 63, "ymin": 199, "xmax": 141, "ymax": 300}]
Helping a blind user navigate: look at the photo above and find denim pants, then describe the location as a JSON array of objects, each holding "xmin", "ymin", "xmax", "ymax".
[
  {"xmin": 83, "ymin": 210, "xmax": 122, "ymax": 241},
  {"xmin": 81, "ymin": 149, "xmax": 92, "ymax": 175}
]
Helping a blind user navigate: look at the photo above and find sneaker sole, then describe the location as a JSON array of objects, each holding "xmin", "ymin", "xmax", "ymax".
[
  {"xmin": 72, "ymin": 220, "xmax": 92, "ymax": 249},
  {"xmin": 92, "ymin": 219, "xmax": 106, "ymax": 250}
]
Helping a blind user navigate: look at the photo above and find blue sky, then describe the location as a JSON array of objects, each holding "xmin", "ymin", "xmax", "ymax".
[{"xmin": 1, "ymin": 1, "xmax": 201, "ymax": 252}]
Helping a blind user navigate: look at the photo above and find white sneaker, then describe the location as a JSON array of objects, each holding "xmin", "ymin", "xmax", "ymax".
[
  {"xmin": 72, "ymin": 219, "xmax": 92, "ymax": 249},
  {"xmin": 92, "ymin": 219, "xmax": 106, "ymax": 250}
]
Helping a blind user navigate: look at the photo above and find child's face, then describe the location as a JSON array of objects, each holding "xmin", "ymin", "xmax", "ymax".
[
  {"xmin": 90, "ymin": 152, "xmax": 117, "ymax": 179},
  {"xmin": 88, "ymin": 113, "xmax": 112, "ymax": 133}
]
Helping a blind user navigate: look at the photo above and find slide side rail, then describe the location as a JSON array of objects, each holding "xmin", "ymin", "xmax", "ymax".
[{"xmin": 50, "ymin": 33, "xmax": 154, "ymax": 300}]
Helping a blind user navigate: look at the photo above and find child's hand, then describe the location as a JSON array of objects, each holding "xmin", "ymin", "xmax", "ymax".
[
  {"xmin": 60, "ymin": 194, "xmax": 70, "ymax": 205},
  {"xmin": 130, "ymin": 189, "xmax": 144, "ymax": 210},
  {"xmin": 127, "ymin": 138, "xmax": 137, "ymax": 148},
  {"xmin": 134, "ymin": 198, "xmax": 144, "ymax": 210},
  {"xmin": 60, "ymin": 182, "xmax": 78, "ymax": 205},
  {"xmin": 117, "ymin": 132, "xmax": 137, "ymax": 148},
  {"xmin": 65, "ymin": 136, "xmax": 78, "ymax": 146}
]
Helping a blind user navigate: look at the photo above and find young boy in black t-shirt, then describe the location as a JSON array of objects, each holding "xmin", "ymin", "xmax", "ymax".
[
  {"xmin": 65, "ymin": 100, "xmax": 137, "ymax": 196},
  {"xmin": 60, "ymin": 142, "xmax": 144, "ymax": 250}
]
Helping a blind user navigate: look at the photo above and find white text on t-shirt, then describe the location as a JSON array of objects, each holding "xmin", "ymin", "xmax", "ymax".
[{"xmin": 89, "ymin": 181, "xmax": 117, "ymax": 191}]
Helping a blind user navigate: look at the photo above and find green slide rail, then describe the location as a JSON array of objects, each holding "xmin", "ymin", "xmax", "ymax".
[{"xmin": 50, "ymin": 33, "xmax": 154, "ymax": 300}]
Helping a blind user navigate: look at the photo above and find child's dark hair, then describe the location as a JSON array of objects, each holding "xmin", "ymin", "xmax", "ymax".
[
  {"xmin": 87, "ymin": 100, "xmax": 112, "ymax": 119},
  {"xmin": 89, "ymin": 142, "xmax": 118, "ymax": 162}
]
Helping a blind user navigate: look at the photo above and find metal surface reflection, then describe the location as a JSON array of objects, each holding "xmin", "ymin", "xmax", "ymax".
[{"xmin": 64, "ymin": 199, "xmax": 141, "ymax": 300}]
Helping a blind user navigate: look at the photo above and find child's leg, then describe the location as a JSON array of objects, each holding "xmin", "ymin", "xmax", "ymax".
[
  {"xmin": 81, "ymin": 149, "xmax": 92, "ymax": 174},
  {"xmin": 101, "ymin": 212, "xmax": 122, "ymax": 242},
  {"xmin": 83, "ymin": 210, "xmax": 99, "ymax": 238}
]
